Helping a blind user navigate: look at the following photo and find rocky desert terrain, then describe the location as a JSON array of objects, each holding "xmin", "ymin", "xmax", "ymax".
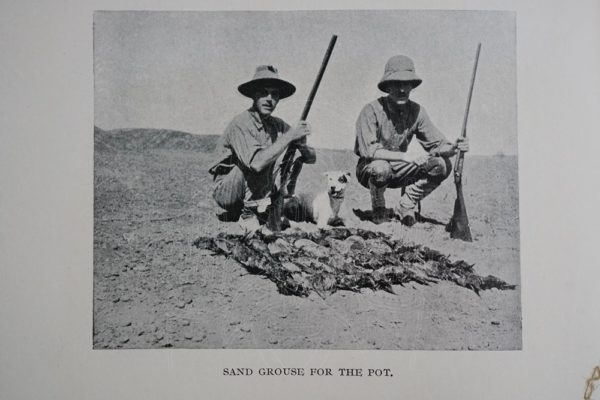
[{"xmin": 93, "ymin": 127, "xmax": 521, "ymax": 350}]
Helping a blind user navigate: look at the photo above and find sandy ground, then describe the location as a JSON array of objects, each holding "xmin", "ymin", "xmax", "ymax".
[{"xmin": 93, "ymin": 137, "xmax": 521, "ymax": 350}]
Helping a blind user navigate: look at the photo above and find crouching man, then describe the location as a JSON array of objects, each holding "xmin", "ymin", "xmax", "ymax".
[
  {"xmin": 355, "ymin": 55, "xmax": 469, "ymax": 225},
  {"xmin": 209, "ymin": 65, "xmax": 315, "ymax": 231}
]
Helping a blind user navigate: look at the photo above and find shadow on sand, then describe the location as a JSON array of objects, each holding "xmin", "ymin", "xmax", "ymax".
[{"xmin": 352, "ymin": 208, "xmax": 447, "ymax": 226}]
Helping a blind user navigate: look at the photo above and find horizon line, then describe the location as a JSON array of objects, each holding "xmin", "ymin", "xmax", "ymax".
[{"xmin": 94, "ymin": 125, "xmax": 518, "ymax": 156}]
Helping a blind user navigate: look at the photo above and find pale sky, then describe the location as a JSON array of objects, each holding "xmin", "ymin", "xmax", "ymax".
[{"xmin": 94, "ymin": 10, "xmax": 517, "ymax": 155}]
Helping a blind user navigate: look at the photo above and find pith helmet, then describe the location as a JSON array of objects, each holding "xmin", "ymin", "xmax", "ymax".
[
  {"xmin": 238, "ymin": 65, "xmax": 296, "ymax": 99},
  {"xmin": 378, "ymin": 55, "xmax": 422, "ymax": 92}
]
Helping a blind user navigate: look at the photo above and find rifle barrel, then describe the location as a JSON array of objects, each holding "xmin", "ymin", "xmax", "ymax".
[
  {"xmin": 454, "ymin": 43, "xmax": 481, "ymax": 176},
  {"xmin": 460, "ymin": 43, "xmax": 481, "ymax": 140},
  {"xmin": 280, "ymin": 34, "xmax": 337, "ymax": 186},
  {"xmin": 300, "ymin": 35, "xmax": 338, "ymax": 121}
]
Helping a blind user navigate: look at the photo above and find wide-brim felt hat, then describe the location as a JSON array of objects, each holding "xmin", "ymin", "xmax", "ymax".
[
  {"xmin": 378, "ymin": 55, "xmax": 422, "ymax": 92},
  {"xmin": 238, "ymin": 65, "xmax": 296, "ymax": 99}
]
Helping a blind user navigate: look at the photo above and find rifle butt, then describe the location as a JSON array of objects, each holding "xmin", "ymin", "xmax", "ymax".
[{"xmin": 449, "ymin": 184, "xmax": 473, "ymax": 242}]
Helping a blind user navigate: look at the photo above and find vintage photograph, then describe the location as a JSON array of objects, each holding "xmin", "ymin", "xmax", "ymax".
[{"xmin": 93, "ymin": 10, "xmax": 520, "ymax": 349}]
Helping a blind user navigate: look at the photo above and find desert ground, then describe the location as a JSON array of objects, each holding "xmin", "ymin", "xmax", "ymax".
[{"xmin": 93, "ymin": 128, "xmax": 521, "ymax": 350}]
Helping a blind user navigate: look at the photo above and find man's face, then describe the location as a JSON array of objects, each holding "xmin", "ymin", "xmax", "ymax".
[
  {"xmin": 252, "ymin": 86, "xmax": 281, "ymax": 117},
  {"xmin": 387, "ymin": 81, "xmax": 413, "ymax": 105}
]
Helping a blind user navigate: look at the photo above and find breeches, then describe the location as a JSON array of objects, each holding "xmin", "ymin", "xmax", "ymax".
[
  {"xmin": 212, "ymin": 157, "xmax": 306, "ymax": 212},
  {"xmin": 356, "ymin": 156, "xmax": 452, "ymax": 203}
]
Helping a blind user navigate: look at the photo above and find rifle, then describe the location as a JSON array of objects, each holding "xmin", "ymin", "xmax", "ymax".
[
  {"xmin": 447, "ymin": 43, "xmax": 481, "ymax": 242},
  {"xmin": 267, "ymin": 34, "xmax": 338, "ymax": 231}
]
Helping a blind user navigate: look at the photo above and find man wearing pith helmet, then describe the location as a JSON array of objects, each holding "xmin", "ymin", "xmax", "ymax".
[
  {"xmin": 354, "ymin": 55, "xmax": 469, "ymax": 225},
  {"xmin": 209, "ymin": 65, "xmax": 316, "ymax": 231}
]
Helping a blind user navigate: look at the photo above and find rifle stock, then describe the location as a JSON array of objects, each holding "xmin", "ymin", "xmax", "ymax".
[
  {"xmin": 448, "ymin": 43, "xmax": 481, "ymax": 242},
  {"xmin": 267, "ymin": 35, "xmax": 338, "ymax": 231}
]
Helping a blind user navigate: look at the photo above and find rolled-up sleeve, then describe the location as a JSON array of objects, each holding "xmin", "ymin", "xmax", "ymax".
[
  {"xmin": 224, "ymin": 122, "xmax": 262, "ymax": 168},
  {"xmin": 355, "ymin": 104, "xmax": 382, "ymax": 158},
  {"xmin": 415, "ymin": 106, "xmax": 454, "ymax": 155}
]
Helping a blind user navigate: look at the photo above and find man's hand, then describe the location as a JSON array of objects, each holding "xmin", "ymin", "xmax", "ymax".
[
  {"xmin": 288, "ymin": 121, "xmax": 311, "ymax": 142},
  {"xmin": 411, "ymin": 154, "xmax": 430, "ymax": 167},
  {"xmin": 249, "ymin": 121, "xmax": 311, "ymax": 173},
  {"xmin": 455, "ymin": 137, "xmax": 469, "ymax": 152}
]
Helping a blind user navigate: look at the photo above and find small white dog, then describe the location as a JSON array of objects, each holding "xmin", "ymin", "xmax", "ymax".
[{"xmin": 284, "ymin": 171, "xmax": 351, "ymax": 228}]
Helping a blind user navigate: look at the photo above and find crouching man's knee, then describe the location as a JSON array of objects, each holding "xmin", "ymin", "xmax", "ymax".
[
  {"xmin": 424, "ymin": 156, "xmax": 452, "ymax": 182},
  {"xmin": 213, "ymin": 190, "xmax": 242, "ymax": 212},
  {"xmin": 365, "ymin": 160, "xmax": 392, "ymax": 188},
  {"xmin": 212, "ymin": 167, "xmax": 247, "ymax": 211},
  {"xmin": 300, "ymin": 146, "xmax": 317, "ymax": 164}
]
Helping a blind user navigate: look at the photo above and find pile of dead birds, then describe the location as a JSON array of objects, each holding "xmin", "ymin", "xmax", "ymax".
[{"xmin": 193, "ymin": 227, "xmax": 516, "ymax": 297}]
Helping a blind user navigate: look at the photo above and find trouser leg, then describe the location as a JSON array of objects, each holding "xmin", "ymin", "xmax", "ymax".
[
  {"xmin": 356, "ymin": 159, "xmax": 392, "ymax": 223},
  {"xmin": 213, "ymin": 167, "xmax": 267, "ymax": 230},
  {"xmin": 400, "ymin": 156, "xmax": 452, "ymax": 207},
  {"xmin": 357, "ymin": 156, "xmax": 452, "ymax": 211},
  {"xmin": 370, "ymin": 183, "xmax": 386, "ymax": 210},
  {"xmin": 212, "ymin": 166, "xmax": 249, "ymax": 212},
  {"xmin": 357, "ymin": 159, "xmax": 391, "ymax": 210}
]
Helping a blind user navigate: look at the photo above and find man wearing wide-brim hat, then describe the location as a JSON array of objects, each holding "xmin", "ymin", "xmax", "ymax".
[
  {"xmin": 209, "ymin": 65, "xmax": 316, "ymax": 231},
  {"xmin": 354, "ymin": 55, "xmax": 469, "ymax": 225}
]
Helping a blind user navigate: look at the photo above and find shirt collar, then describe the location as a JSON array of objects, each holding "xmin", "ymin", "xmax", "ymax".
[{"xmin": 248, "ymin": 107, "xmax": 272, "ymax": 130}]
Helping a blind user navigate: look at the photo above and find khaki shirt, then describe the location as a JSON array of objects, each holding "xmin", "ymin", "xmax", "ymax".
[
  {"xmin": 354, "ymin": 97, "xmax": 454, "ymax": 159},
  {"xmin": 210, "ymin": 109, "xmax": 291, "ymax": 199}
]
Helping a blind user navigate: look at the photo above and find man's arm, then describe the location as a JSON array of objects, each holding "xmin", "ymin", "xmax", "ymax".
[
  {"xmin": 415, "ymin": 105, "xmax": 458, "ymax": 157},
  {"xmin": 371, "ymin": 148, "xmax": 410, "ymax": 162},
  {"xmin": 249, "ymin": 122, "xmax": 311, "ymax": 172},
  {"xmin": 355, "ymin": 103, "xmax": 410, "ymax": 162},
  {"xmin": 432, "ymin": 138, "xmax": 469, "ymax": 158},
  {"xmin": 281, "ymin": 119, "xmax": 316, "ymax": 165}
]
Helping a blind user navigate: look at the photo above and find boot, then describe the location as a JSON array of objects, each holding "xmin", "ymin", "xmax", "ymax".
[
  {"xmin": 238, "ymin": 207, "xmax": 260, "ymax": 233},
  {"xmin": 396, "ymin": 196, "xmax": 417, "ymax": 227},
  {"xmin": 372, "ymin": 207, "xmax": 390, "ymax": 224}
]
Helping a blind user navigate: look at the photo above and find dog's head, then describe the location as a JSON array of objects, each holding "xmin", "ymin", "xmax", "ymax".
[{"xmin": 324, "ymin": 171, "xmax": 351, "ymax": 199}]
